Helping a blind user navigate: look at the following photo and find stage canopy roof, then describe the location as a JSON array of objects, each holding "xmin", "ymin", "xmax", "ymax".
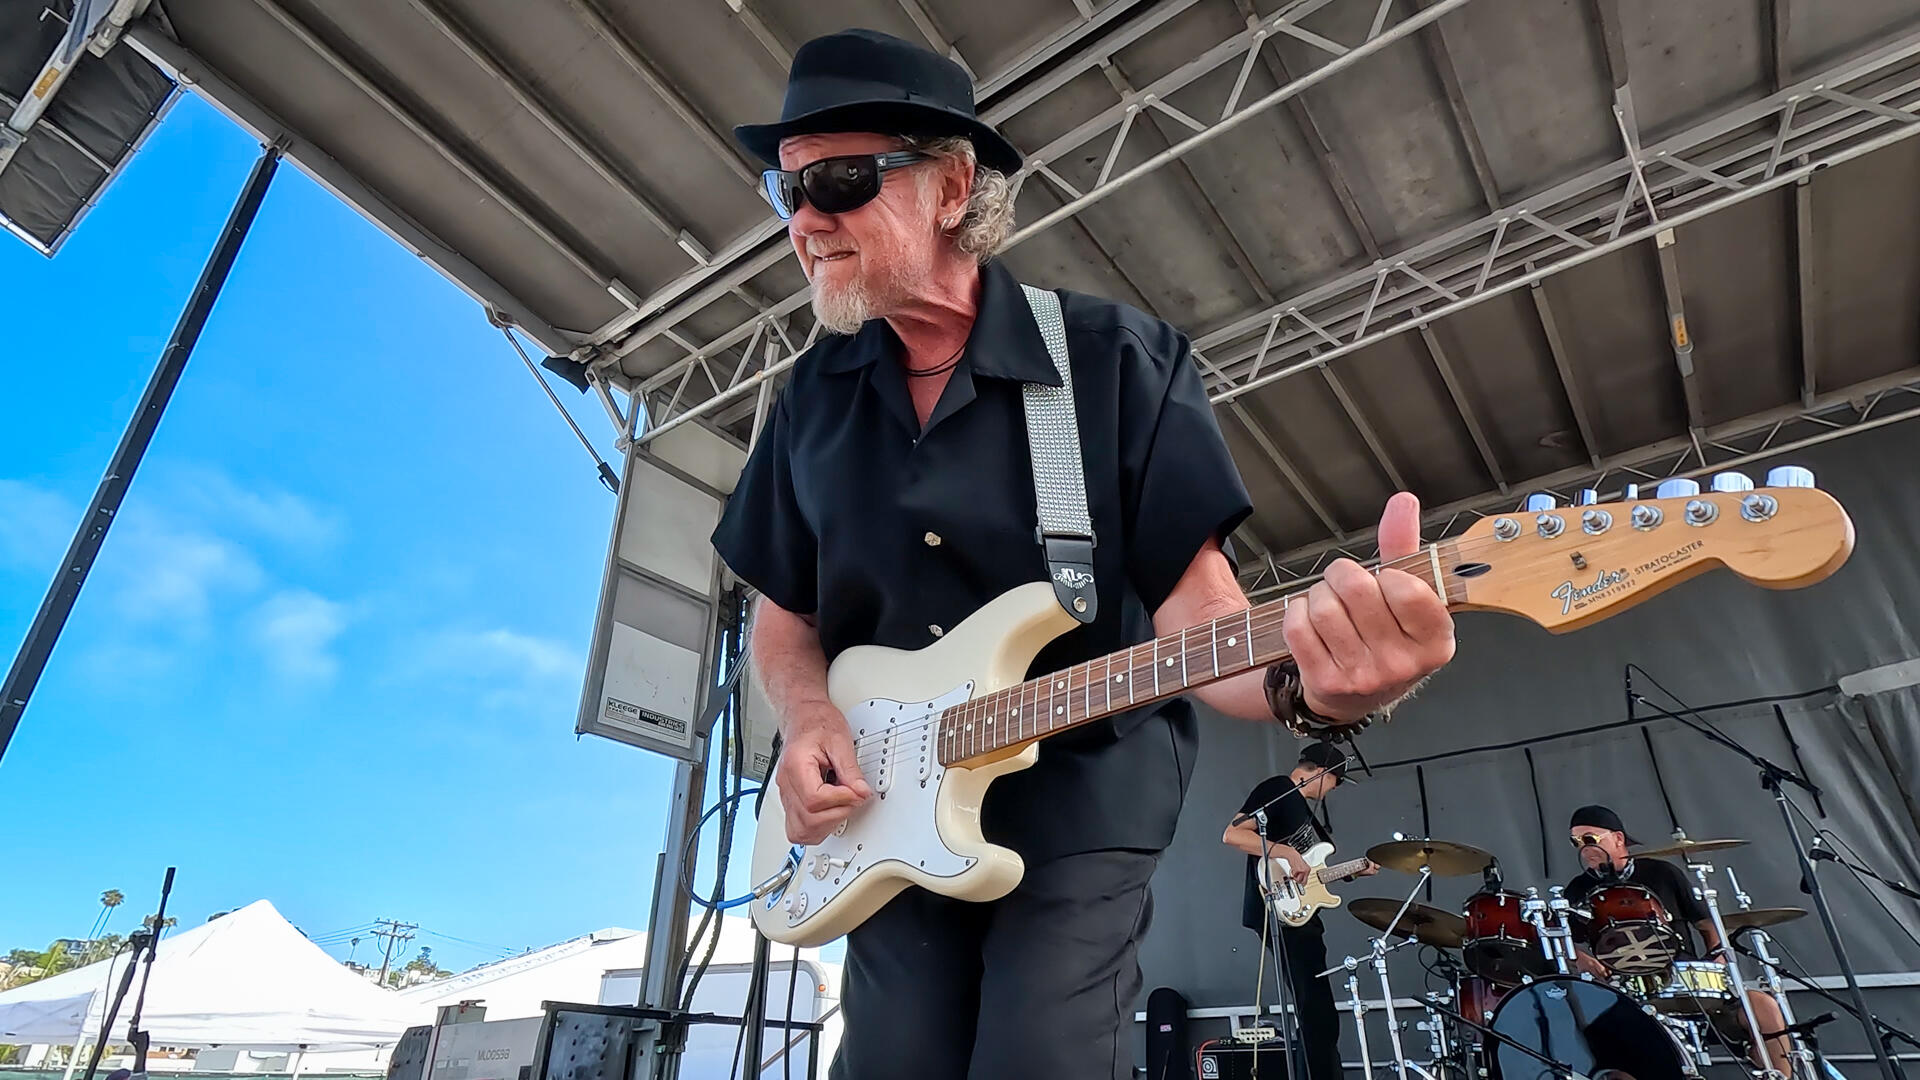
[{"xmin": 18, "ymin": 0, "xmax": 1920, "ymax": 585}]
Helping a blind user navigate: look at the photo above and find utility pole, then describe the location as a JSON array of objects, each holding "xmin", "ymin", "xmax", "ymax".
[{"xmin": 369, "ymin": 919, "xmax": 417, "ymax": 988}]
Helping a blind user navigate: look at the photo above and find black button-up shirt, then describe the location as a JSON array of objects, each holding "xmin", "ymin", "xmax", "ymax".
[{"xmin": 710, "ymin": 260, "xmax": 1252, "ymax": 862}]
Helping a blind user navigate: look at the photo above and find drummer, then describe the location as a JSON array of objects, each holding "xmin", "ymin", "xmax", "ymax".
[{"xmin": 1564, "ymin": 805, "xmax": 1791, "ymax": 1077}]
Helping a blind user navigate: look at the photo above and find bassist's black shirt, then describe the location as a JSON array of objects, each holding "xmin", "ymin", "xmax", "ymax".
[
  {"xmin": 711, "ymin": 261, "xmax": 1253, "ymax": 863},
  {"xmin": 1239, "ymin": 777, "xmax": 1331, "ymax": 932}
]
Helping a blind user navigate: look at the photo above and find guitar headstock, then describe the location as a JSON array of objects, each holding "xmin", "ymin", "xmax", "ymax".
[{"xmin": 1439, "ymin": 468, "xmax": 1854, "ymax": 633}]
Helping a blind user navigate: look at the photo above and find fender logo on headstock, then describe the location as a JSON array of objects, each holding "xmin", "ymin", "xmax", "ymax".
[{"xmin": 1552, "ymin": 567, "xmax": 1630, "ymax": 615}]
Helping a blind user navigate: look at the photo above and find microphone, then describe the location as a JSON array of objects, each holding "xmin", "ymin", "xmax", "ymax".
[
  {"xmin": 1772, "ymin": 1013, "xmax": 1838, "ymax": 1041},
  {"xmin": 1483, "ymin": 858, "xmax": 1504, "ymax": 893}
]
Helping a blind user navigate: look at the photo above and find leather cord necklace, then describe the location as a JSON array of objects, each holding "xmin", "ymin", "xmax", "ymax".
[{"xmin": 904, "ymin": 342, "xmax": 965, "ymax": 378}]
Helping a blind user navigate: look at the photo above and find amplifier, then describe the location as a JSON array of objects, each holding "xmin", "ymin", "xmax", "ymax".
[{"xmin": 1196, "ymin": 1037, "xmax": 1302, "ymax": 1080}]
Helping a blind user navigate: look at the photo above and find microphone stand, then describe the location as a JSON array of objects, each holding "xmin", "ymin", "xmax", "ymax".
[
  {"xmin": 1413, "ymin": 996, "xmax": 1595, "ymax": 1080},
  {"xmin": 82, "ymin": 868, "xmax": 175, "ymax": 1080},
  {"xmin": 1732, "ymin": 936, "xmax": 1919, "ymax": 1080},
  {"xmin": 1258, "ymin": 811, "xmax": 1302, "ymax": 1080},
  {"xmin": 1625, "ymin": 665, "xmax": 1899, "ymax": 1080}
]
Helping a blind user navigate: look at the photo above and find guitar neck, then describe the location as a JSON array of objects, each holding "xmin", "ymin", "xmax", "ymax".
[
  {"xmin": 1313, "ymin": 857, "xmax": 1370, "ymax": 883},
  {"xmin": 937, "ymin": 543, "xmax": 1464, "ymax": 766}
]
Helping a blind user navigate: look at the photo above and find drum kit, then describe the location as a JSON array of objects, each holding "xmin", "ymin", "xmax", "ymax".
[{"xmin": 1329, "ymin": 835, "xmax": 1815, "ymax": 1080}]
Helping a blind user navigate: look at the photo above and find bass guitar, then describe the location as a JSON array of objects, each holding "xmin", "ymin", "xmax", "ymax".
[{"xmin": 1261, "ymin": 843, "xmax": 1373, "ymax": 929}]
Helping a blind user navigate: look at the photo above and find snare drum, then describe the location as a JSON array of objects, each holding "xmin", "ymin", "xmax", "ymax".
[
  {"xmin": 1623, "ymin": 959, "xmax": 1736, "ymax": 1019},
  {"xmin": 1585, "ymin": 883, "xmax": 1683, "ymax": 976},
  {"xmin": 1462, "ymin": 890, "xmax": 1550, "ymax": 986}
]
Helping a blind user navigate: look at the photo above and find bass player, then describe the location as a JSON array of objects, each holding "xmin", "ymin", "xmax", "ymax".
[{"xmin": 1223, "ymin": 741, "xmax": 1378, "ymax": 1080}]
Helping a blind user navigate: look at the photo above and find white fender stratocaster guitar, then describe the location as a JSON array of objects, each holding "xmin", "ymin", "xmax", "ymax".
[
  {"xmin": 749, "ymin": 480, "xmax": 1854, "ymax": 946},
  {"xmin": 1261, "ymin": 843, "xmax": 1372, "ymax": 929}
]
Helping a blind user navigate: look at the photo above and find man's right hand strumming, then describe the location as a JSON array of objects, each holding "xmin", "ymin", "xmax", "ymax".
[{"xmin": 777, "ymin": 701, "xmax": 873, "ymax": 844}]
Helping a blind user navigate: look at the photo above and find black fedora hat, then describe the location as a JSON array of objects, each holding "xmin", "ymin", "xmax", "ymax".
[{"xmin": 734, "ymin": 29, "xmax": 1022, "ymax": 177}]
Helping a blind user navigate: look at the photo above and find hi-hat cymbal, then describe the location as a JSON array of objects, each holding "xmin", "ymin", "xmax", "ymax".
[
  {"xmin": 1367, "ymin": 839, "xmax": 1496, "ymax": 876},
  {"xmin": 1633, "ymin": 838, "xmax": 1749, "ymax": 860},
  {"xmin": 1722, "ymin": 907, "xmax": 1807, "ymax": 931},
  {"xmin": 1349, "ymin": 898, "xmax": 1469, "ymax": 949}
]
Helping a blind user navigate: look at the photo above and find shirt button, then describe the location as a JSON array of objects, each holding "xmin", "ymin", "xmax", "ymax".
[
  {"xmin": 929, "ymin": 624, "xmax": 944, "ymax": 638},
  {"xmin": 924, "ymin": 531, "xmax": 942, "ymax": 547}
]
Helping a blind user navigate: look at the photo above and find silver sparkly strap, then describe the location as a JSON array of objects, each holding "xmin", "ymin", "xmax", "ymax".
[{"xmin": 1020, "ymin": 284, "xmax": 1097, "ymax": 624}]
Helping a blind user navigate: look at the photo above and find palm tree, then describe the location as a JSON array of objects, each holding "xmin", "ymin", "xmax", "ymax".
[
  {"xmin": 90, "ymin": 889, "xmax": 125, "ymax": 941},
  {"xmin": 141, "ymin": 915, "xmax": 178, "ymax": 933}
]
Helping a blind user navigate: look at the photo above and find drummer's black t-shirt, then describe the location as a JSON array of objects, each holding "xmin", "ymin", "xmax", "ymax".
[
  {"xmin": 1239, "ymin": 775, "xmax": 1332, "ymax": 932},
  {"xmin": 1564, "ymin": 857, "xmax": 1712, "ymax": 955}
]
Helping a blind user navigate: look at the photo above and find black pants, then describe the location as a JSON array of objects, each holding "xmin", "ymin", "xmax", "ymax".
[
  {"xmin": 830, "ymin": 849, "xmax": 1158, "ymax": 1080},
  {"xmin": 1269, "ymin": 918, "xmax": 1342, "ymax": 1080}
]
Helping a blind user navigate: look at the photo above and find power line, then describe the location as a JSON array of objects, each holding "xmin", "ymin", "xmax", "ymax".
[{"xmin": 419, "ymin": 929, "xmax": 517, "ymax": 957}]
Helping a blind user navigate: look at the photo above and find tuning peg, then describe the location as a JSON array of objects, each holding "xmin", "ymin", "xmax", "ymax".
[
  {"xmin": 1655, "ymin": 478, "xmax": 1700, "ymax": 499},
  {"xmin": 1766, "ymin": 465, "xmax": 1815, "ymax": 489},
  {"xmin": 1623, "ymin": 483, "xmax": 1640, "ymax": 500},
  {"xmin": 1710, "ymin": 472, "xmax": 1755, "ymax": 493},
  {"xmin": 1525, "ymin": 493, "xmax": 1557, "ymax": 512},
  {"xmin": 1575, "ymin": 489, "xmax": 1599, "ymax": 506}
]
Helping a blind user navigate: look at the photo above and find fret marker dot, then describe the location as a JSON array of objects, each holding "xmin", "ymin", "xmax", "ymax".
[
  {"xmin": 1056, "ymin": 706, "xmax": 1064, "ymax": 715},
  {"xmin": 1227, "ymin": 637, "xmax": 1237, "ymax": 647},
  {"xmin": 1114, "ymin": 674, "xmax": 1125, "ymax": 682},
  {"xmin": 1011, "ymin": 708, "xmax": 1019, "ymax": 716},
  {"xmin": 1056, "ymin": 681, "xmax": 1064, "ymax": 690},
  {"xmin": 1165, "ymin": 658, "xmax": 1174, "ymax": 667}
]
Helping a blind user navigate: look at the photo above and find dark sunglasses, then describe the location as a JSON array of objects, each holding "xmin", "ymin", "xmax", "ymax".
[
  {"xmin": 761, "ymin": 151, "xmax": 931, "ymax": 221},
  {"xmin": 1569, "ymin": 832, "xmax": 1611, "ymax": 849}
]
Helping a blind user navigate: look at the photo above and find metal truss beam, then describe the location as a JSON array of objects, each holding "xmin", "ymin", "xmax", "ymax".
[
  {"xmin": 1528, "ymin": 277, "xmax": 1602, "ymax": 466},
  {"xmin": 1195, "ymin": 32, "xmax": 1920, "ymax": 401},
  {"xmin": 896, "ymin": 0, "xmax": 975, "ymax": 79},
  {"xmin": 563, "ymin": 0, "xmax": 757, "ymax": 187},
  {"xmin": 1240, "ymin": 371, "xmax": 1920, "ymax": 596},
  {"xmin": 635, "ymin": 0, "xmax": 1481, "ymax": 443},
  {"xmin": 1415, "ymin": 0, "xmax": 1501, "ymax": 209},
  {"xmin": 1416, "ymin": 319, "xmax": 1507, "ymax": 491},
  {"xmin": 1793, "ymin": 170, "xmax": 1819, "ymax": 408},
  {"xmin": 245, "ymin": 0, "xmax": 624, "ymax": 303},
  {"xmin": 1225, "ymin": 400, "xmax": 1346, "ymax": 538},
  {"xmin": 1588, "ymin": 0, "xmax": 1704, "ymax": 439},
  {"xmin": 724, "ymin": 0, "xmax": 796, "ymax": 68},
  {"xmin": 1319, "ymin": 362, "xmax": 1408, "ymax": 490}
]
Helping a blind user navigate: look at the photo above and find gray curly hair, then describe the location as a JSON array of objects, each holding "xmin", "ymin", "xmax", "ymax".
[{"xmin": 904, "ymin": 135, "xmax": 1017, "ymax": 262}]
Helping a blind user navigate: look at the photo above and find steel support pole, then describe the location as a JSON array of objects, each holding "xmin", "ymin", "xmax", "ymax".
[{"xmin": 0, "ymin": 146, "xmax": 280, "ymax": 767}]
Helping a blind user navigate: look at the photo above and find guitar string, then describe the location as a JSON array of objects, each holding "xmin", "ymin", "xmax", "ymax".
[
  {"xmin": 841, "ymin": 539, "xmax": 1468, "ymax": 766},
  {"xmin": 843, "ymin": 525, "xmax": 1615, "ymax": 765},
  {"xmin": 843, "ymin": 529, "xmax": 1569, "ymax": 765}
]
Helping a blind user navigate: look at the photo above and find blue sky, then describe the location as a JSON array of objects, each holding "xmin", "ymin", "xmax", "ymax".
[{"xmin": 0, "ymin": 95, "xmax": 756, "ymax": 973}]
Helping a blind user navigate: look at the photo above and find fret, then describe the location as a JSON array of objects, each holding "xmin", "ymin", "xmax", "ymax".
[
  {"xmin": 1101, "ymin": 653, "xmax": 1113, "ymax": 717},
  {"xmin": 1178, "ymin": 625, "xmax": 1189, "ymax": 688},
  {"xmin": 1244, "ymin": 608, "xmax": 1255, "ymax": 668},
  {"xmin": 1210, "ymin": 617, "xmax": 1220, "ymax": 678},
  {"xmin": 1151, "ymin": 638, "xmax": 1160, "ymax": 696},
  {"xmin": 1082, "ymin": 660, "xmax": 1091, "ymax": 722},
  {"xmin": 1126, "ymin": 646, "xmax": 1136, "ymax": 704}
]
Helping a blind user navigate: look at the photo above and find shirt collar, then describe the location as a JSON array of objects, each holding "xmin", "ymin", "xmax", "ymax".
[{"xmin": 812, "ymin": 261, "xmax": 1063, "ymax": 386}]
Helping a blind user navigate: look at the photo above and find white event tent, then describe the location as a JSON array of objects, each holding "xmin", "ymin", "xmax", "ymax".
[{"xmin": 0, "ymin": 899, "xmax": 429, "ymax": 1051}]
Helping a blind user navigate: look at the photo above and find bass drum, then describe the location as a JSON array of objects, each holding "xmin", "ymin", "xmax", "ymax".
[{"xmin": 1487, "ymin": 976, "xmax": 1692, "ymax": 1080}]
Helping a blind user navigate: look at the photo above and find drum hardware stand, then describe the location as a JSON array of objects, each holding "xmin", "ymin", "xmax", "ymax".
[
  {"xmin": 1687, "ymin": 859, "xmax": 1774, "ymax": 1075},
  {"xmin": 1728, "ymin": 868, "xmax": 1819, "ymax": 1080},
  {"xmin": 1521, "ymin": 887, "xmax": 1581, "ymax": 976},
  {"xmin": 1348, "ymin": 975, "xmax": 1377, "ymax": 1080},
  {"xmin": 1627, "ymin": 669, "xmax": 1898, "ymax": 1080},
  {"xmin": 1415, "ymin": 992, "xmax": 1455, "ymax": 1080},
  {"xmin": 1324, "ymin": 867, "xmax": 1435, "ymax": 1080},
  {"xmin": 1731, "ymin": 940, "xmax": 1919, "ymax": 1080}
]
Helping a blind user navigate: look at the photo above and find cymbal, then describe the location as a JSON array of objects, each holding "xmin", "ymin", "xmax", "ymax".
[
  {"xmin": 1633, "ymin": 838, "xmax": 1749, "ymax": 860},
  {"xmin": 1722, "ymin": 907, "xmax": 1808, "ymax": 931},
  {"xmin": 1349, "ymin": 898, "xmax": 1469, "ymax": 948},
  {"xmin": 1367, "ymin": 839, "xmax": 1496, "ymax": 876}
]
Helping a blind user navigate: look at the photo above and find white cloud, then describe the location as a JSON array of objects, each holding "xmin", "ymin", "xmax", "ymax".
[
  {"xmin": 105, "ymin": 507, "xmax": 264, "ymax": 623},
  {"xmin": 253, "ymin": 589, "xmax": 349, "ymax": 681},
  {"xmin": 0, "ymin": 479, "xmax": 78, "ymax": 570},
  {"xmin": 162, "ymin": 464, "xmax": 343, "ymax": 548},
  {"xmin": 433, "ymin": 629, "xmax": 580, "ymax": 681}
]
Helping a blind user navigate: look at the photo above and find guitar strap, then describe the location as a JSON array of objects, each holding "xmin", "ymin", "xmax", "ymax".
[{"xmin": 1018, "ymin": 284, "xmax": 1098, "ymax": 625}]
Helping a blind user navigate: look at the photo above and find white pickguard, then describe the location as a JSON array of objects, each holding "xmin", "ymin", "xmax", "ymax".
[
  {"xmin": 1263, "ymin": 841, "xmax": 1336, "ymax": 923},
  {"xmin": 762, "ymin": 683, "xmax": 981, "ymax": 932}
]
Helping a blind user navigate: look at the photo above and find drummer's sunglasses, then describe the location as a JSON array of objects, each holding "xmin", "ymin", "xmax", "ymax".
[
  {"xmin": 1569, "ymin": 832, "xmax": 1610, "ymax": 848},
  {"xmin": 762, "ymin": 151, "xmax": 932, "ymax": 221}
]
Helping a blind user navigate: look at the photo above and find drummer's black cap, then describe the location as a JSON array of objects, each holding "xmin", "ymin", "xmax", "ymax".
[
  {"xmin": 1569, "ymin": 804, "xmax": 1640, "ymax": 845},
  {"xmin": 1299, "ymin": 740, "xmax": 1355, "ymax": 785}
]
